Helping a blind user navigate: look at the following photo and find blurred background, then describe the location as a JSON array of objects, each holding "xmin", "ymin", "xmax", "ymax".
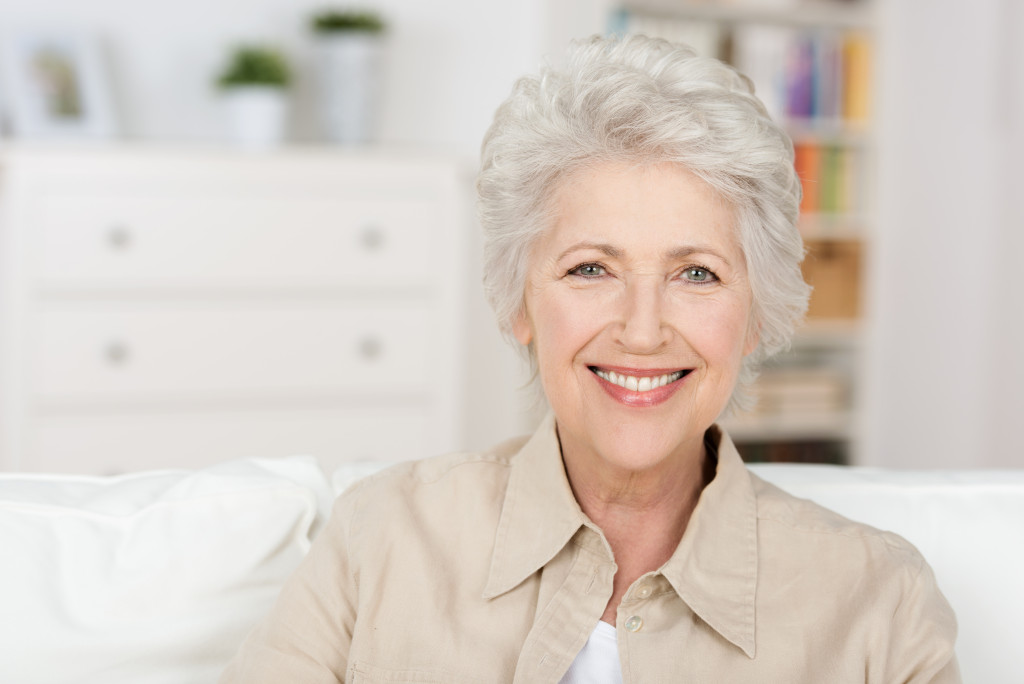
[{"xmin": 0, "ymin": 0, "xmax": 1021, "ymax": 475}]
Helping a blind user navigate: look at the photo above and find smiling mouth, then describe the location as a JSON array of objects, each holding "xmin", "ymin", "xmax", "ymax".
[{"xmin": 589, "ymin": 367, "xmax": 690, "ymax": 392}]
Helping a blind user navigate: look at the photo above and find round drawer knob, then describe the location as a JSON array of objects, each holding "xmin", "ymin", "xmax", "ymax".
[
  {"xmin": 358, "ymin": 224, "xmax": 385, "ymax": 251},
  {"xmin": 358, "ymin": 337, "xmax": 383, "ymax": 361},
  {"xmin": 104, "ymin": 342, "xmax": 130, "ymax": 366},
  {"xmin": 107, "ymin": 226, "xmax": 132, "ymax": 250}
]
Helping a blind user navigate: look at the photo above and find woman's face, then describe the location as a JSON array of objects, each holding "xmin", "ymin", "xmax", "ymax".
[{"xmin": 514, "ymin": 161, "xmax": 758, "ymax": 477}]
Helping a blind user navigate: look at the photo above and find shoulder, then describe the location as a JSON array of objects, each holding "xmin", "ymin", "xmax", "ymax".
[
  {"xmin": 343, "ymin": 433, "xmax": 528, "ymax": 498},
  {"xmin": 748, "ymin": 471, "xmax": 927, "ymax": 576},
  {"xmin": 330, "ymin": 434, "xmax": 531, "ymax": 540},
  {"xmin": 746, "ymin": 470, "xmax": 957, "ymax": 635},
  {"xmin": 745, "ymin": 471, "xmax": 959, "ymax": 678}
]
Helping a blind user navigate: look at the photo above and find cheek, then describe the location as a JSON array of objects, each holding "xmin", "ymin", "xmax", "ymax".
[
  {"xmin": 679, "ymin": 299, "xmax": 754, "ymax": 366},
  {"xmin": 531, "ymin": 290, "xmax": 607, "ymax": 367}
]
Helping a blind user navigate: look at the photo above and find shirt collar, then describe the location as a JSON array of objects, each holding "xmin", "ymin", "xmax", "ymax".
[
  {"xmin": 660, "ymin": 425, "xmax": 759, "ymax": 658},
  {"xmin": 482, "ymin": 415, "xmax": 759, "ymax": 658},
  {"xmin": 482, "ymin": 413, "xmax": 591, "ymax": 600}
]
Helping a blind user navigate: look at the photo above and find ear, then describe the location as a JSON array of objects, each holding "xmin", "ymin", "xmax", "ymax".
[
  {"xmin": 511, "ymin": 306, "xmax": 533, "ymax": 346},
  {"xmin": 742, "ymin": 319, "xmax": 761, "ymax": 357}
]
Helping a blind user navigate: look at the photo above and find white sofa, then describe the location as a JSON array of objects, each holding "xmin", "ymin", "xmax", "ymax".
[{"xmin": 1, "ymin": 456, "xmax": 1021, "ymax": 684}]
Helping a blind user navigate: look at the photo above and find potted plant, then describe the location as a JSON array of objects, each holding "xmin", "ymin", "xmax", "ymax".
[
  {"xmin": 310, "ymin": 8, "xmax": 386, "ymax": 144},
  {"xmin": 216, "ymin": 45, "xmax": 291, "ymax": 149}
]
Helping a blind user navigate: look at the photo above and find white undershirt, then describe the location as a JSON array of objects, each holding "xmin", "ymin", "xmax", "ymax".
[{"xmin": 559, "ymin": 621, "xmax": 624, "ymax": 684}]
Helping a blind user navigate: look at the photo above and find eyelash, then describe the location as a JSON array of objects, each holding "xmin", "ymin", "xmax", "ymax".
[
  {"xmin": 679, "ymin": 265, "xmax": 719, "ymax": 285},
  {"xmin": 566, "ymin": 262, "xmax": 720, "ymax": 285},
  {"xmin": 567, "ymin": 263, "xmax": 607, "ymax": 278}
]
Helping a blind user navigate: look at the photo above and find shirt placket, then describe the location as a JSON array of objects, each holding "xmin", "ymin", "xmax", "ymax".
[
  {"xmin": 616, "ymin": 573, "xmax": 679, "ymax": 683},
  {"xmin": 513, "ymin": 532, "xmax": 616, "ymax": 684}
]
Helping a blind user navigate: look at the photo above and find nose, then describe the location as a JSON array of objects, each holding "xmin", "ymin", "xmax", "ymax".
[{"xmin": 616, "ymin": 276, "xmax": 671, "ymax": 354}]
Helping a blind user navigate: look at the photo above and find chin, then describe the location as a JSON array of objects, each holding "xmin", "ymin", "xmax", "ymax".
[{"xmin": 593, "ymin": 422, "xmax": 704, "ymax": 474}]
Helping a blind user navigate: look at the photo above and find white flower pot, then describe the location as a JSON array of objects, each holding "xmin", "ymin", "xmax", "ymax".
[
  {"xmin": 314, "ymin": 33, "xmax": 382, "ymax": 145},
  {"xmin": 222, "ymin": 86, "xmax": 288, "ymax": 149}
]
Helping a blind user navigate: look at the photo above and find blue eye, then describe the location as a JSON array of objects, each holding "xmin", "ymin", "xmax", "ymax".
[
  {"xmin": 569, "ymin": 263, "xmax": 606, "ymax": 278},
  {"xmin": 682, "ymin": 267, "xmax": 717, "ymax": 283}
]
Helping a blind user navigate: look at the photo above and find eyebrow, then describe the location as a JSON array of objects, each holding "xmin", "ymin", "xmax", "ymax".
[
  {"xmin": 557, "ymin": 241, "xmax": 731, "ymax": 265},
  {"xmin": 667, "ymin": 246, "xmax": 730, "ymax": 264},
  {"xmin": 556, "ymin": 242, "xmax": 622, "ymax": 261}
]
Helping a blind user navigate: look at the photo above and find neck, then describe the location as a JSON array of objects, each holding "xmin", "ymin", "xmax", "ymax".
[
  {"xmin": 560, "ymin": 431, "xmax": 716, "ymax": 625},
  {"xmin": 561, "ymin": 433, "xmax": 715, "ymax": 565}
]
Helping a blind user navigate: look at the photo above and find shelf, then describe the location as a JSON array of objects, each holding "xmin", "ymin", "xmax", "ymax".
[
  {"xmin": 786, "ymin": 118, "xmax": 872, "ymax": 146},
  {"xmin": 720, "ymin": 410, "xmax": 854, "ymax": 442},
  {"xmin": 799, "ymin": 213, "xmax": 870, "ymax": 240},
  {"xmin": 621, "ymin": 1, "xmax": 874, "ymax": 30},
  {"xmin": 793, "ymin": 318, "xmax": 861, "ymax": 347}
]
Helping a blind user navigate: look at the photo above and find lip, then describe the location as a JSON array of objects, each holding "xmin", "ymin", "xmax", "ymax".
[
  {"xmin": 588, "ymin": 365, "xmax": 691, "ymax": 408},
  {"xmin": 591, "ymin": 365, "xmax": 686, "ymax": 377}
]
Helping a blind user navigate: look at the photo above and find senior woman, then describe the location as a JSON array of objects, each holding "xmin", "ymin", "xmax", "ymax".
[{"xmin": 223, "ymin": 35, "xmax": 958, "ymax": 683}]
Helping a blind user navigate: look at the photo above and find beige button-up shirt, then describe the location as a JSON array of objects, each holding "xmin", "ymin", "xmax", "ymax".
[{"xmin": 222, "ymin": 415, "xmax": 960, "ymax": 683}]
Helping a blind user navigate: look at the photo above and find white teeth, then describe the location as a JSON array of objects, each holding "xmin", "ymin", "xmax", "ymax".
[{"xmin": 593, "ymin": 368, "xmax": 685, "ymax": 392}]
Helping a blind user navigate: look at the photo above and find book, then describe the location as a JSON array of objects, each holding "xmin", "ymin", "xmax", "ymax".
[
  {"xmin": 842, "ymin": 31, "xmax": 872, "ymax": 123},
  {"xmin": 794, "ymin": 143, "xmax": 822, "ymax": 214}
]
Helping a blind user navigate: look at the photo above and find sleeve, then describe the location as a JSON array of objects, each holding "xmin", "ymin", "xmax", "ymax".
[
  {"xmin": 884, "ymin": 556, "xmax": 962, "ymax": 684},
  {"xmin": 219, "ymin": 491, "xmax": 361, "ymax": 684}
]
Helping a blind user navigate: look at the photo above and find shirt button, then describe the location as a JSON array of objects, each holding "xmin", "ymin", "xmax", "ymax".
[
  {"xmin": 624, "ymin": 615, "xmax": 643, "ymax": 632},
  {"xmin": 634, "ymin": 583, "xmax": 653, "ymax": 599}
]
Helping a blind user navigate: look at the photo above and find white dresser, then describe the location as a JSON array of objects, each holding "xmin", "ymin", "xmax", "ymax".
[{"xmin": 0, "ymin": 145, "xmax": 469, "ymax": 475}]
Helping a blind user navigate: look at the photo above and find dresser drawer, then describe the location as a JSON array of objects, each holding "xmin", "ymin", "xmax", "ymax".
[
  {"xmin": 33, "ymin": 193, "xmax": 440, "ymax": 290},
  {"xmin": 27, "ymin": 405, "xmax": 434, "ymax": 475},
  {"xmin": 31, "ymin": 303, "xmax": 435, "ymax": 402}
]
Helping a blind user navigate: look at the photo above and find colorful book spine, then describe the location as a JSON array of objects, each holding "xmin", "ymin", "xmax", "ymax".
[
  {"xmin": 820, "ymin": 145, "xmax": 842, "ymax": 214},
  {"xmin": 794, "ymin": 143, "xmax": 821, "ymax": 214},
  {"xmin": 785, "ymin": 35, "xmax": 815, "ymax": 120},
  {"xmin": 794, "ymin": 144, "xmax": 862, "ymax": 217},
  {"xmin": 812, "ymin": 30, "xmax": 842, "ymax": 122},
  {"xmin": 842, "ymin": 32, "xmax": 872, "ymax": 123}
]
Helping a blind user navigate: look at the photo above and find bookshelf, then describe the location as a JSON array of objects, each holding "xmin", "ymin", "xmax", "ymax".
[{"xmin": 612, "ymin": 0, "xmax": 876, "ymax": 464}]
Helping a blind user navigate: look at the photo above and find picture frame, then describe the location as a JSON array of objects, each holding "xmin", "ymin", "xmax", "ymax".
[{"xmin": 0, "ymin": 32, "xmax": 117, "ymax": 139}]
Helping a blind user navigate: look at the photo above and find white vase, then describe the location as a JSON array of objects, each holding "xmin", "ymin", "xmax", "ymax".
[
  {"xmin": 314, "ymin": 33, "xmax": 382, "ymax": 145},
  {"xmin": 222, "ymin": 86, "xmax": 288, "ymax": 149}
]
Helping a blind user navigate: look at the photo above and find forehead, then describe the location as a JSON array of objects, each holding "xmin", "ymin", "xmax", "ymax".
[{"xmin": 542, "ymin": 161, "xmax": 741, "ymax": 258}]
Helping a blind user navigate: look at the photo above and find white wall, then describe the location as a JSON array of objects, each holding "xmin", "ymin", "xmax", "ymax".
[
  {"xmin": 0, "ymin": 0, "xmax": 546, "ymax": 156},
  {"xmin": 862, "ymin": 0, "xmax": 1024, "ymax": 467}
]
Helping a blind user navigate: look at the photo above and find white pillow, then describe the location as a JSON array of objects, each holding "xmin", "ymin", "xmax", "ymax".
[
  {"xmin": 0, "ymin": 456, "xmax": 333, "ymax": 684},
  {"xmin": 331, "ymin": 460, "xmax": 393, "ymax": 496}
]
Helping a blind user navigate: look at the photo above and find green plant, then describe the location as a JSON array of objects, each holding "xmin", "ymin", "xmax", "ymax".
[
  {"xmin": 311, "ymin": 8, "xmax": 386, "ymax": 34},
  {"xmin": 216, "ymin": 45, "xmax": 291, "ymax": 89}
]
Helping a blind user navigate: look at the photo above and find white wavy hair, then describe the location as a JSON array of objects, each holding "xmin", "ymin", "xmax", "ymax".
[{"xmin": 476, "ymin": 34, "xmax": 810, "ymax": 412}]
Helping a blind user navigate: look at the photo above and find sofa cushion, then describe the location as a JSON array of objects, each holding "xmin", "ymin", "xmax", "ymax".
[{"xmin": 0, "ymin": 456, "xmax": 333, "ymax": 684}]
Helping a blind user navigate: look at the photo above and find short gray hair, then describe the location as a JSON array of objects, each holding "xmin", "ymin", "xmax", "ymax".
[{"xmin": 476, "ymin": 34, "xmax": 810, "ymax": 412}]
